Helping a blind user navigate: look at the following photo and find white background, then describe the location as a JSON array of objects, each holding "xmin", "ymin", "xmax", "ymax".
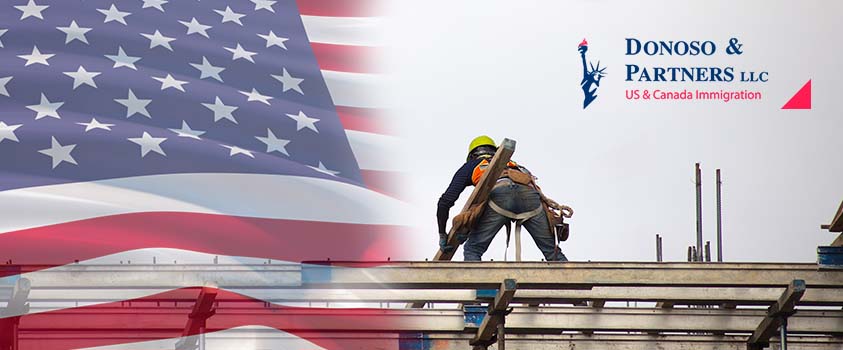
[{"xmin": 380, "ymin": 0, "xmax": 843, "ymax": 262}]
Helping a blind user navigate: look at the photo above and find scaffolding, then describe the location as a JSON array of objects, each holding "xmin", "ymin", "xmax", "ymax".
[{"xmin": 1, "ymin": 261, "xmax": 842, "ymax": 350}]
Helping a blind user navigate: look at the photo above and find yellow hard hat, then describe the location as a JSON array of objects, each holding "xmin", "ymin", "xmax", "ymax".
[{"xmin": 468, "ymin": 135, "xmax": 496, "ymax": 155}]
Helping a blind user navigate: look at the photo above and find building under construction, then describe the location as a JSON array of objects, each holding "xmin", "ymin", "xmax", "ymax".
[{"xmin": 2, "ymin": 140, "xmax": 842, "ymax": 350}]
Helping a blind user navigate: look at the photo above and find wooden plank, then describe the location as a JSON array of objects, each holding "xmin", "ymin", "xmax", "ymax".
[
  {"xmin": 409, "ymin": 139, "xmax": 515, "ymax": 308},
  {"xmin": 471, "ymin": 279, "xmax": 517, "ymax": 346},
  {"xmin": 746, "ymin": 279, "xmax": 806, "ymax": 350},
  {"xmin": 435, "ymin": 138, "xmax": 516, "ymax": 262},
  {"xmin": 827, "ymin": 200, "xmax": 843, "ymax": 232}
]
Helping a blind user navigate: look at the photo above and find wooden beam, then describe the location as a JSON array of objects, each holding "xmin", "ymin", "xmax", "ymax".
[
  {"xmin": 471, "ymin": 279, "xmax": 517, "ymax": 348},
  {"xmin": 746, "ymin": 279, "xmax": 806, "ymax": 350},
  {"xmin": 305, "ymin": 262, "xmax": 843, "ymax": 289},
  {"xmin": 829, "ymin": 200, "xmax": 843, "ymax": 232},
  {"xmin": 175, "ymin": 287, "xmax": 218, "ymax": 350},
  {"xmin": 435, "ymin": 138, "xmax": 516, "ymax": 262}
]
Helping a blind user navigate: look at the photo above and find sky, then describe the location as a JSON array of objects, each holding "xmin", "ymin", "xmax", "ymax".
[{"xmin": 379, "ymin": 0, "xmax": 843, "ymax": 263}]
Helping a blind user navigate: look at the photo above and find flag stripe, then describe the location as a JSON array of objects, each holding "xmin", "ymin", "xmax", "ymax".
[
  {"xmin": 302, "ymin": 15, "xmax": 384, "ymax": 46},
  {"xmin": 360, "ymin": 170, "xmax": 402, "ymax": 199},
  {"xmin": 312, "ymin": 43, "xmax": 381, "ymax": 73},
  {"xmin": 0, "ymin": 212, "xmax": 405, "ymax": 278},
  {"xmin": 336, "ymin": 106, "xmax": 391, "ymax": 134},
  {"xmin": 0, "ymin": 173, "xmax": 407, "ymax": 234},
  {"xmin": 7, "ymin": 287, "xmax": 437, "ymax": 350},
  {"xmin": 322, "ymin": 70, "xmax": 385, "ymax": 108},
  {"xmin": 297, "ymin": 0, "xmax": 385, "ymax": 17},
  {"xmin": 346, "ymin": 130, "xmax": 401, "ymax": 172}
]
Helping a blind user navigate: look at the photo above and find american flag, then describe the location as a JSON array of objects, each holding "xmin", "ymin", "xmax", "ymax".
[{"xmin": 0, "ymin": 0, "xmax": 406, "ymax": 348}]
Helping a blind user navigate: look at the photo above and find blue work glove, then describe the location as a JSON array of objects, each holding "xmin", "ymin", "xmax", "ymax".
[{"xmin": 439, "ymin": 233, "xmax": 454, "ymax": 254}]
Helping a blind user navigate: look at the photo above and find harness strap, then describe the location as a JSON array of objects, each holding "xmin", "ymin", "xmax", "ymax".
[{"xmin": 488, "ymin": 200, "xmax": 543, "ymax": 262}]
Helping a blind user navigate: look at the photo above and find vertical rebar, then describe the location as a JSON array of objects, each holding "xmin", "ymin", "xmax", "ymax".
[
  {"xmin": 780, "ymin": 318, "xmax": 788, "ymax": 350},
  {"xmin": 199, "ymin": 326, "xmax": 206, "ymax": 350},
  {"xmin": 695, "ymin": 163, "xmax": 703, "ymax": 261},
  {"xmin": 716, "ymin": 169, "xmax": 723, "ymax": 262},
  {"xmin": 656, "ymin": 234, "xmax": 663, "ymax": 262}
]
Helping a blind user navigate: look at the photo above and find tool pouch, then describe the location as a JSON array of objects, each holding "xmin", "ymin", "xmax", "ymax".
[
  {"xmin": 501, "ymin": 168, "xmax": 532, "ymax": 186},
  {"xmin": 543, "ymin": 203, "xmax": 568, "ymax": 241},
  {"xmin": 452, "ymin": 203, "xmax": 485, "ymax": 234}
]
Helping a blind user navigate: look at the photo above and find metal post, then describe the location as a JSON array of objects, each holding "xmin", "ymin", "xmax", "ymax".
[
  {"xmin": 497, "ymin": 315, "xmax": 506, "ymax": 350},
  {"xmin": 198, "ymin": 327, "xmax": 206, "ymax": 350},
  {"xmin": 656, "ymin": 234, "xmax": 663, "ymax": 262},
  {"xmin": 779, "ymin": 317, "xmax": 787, "ymax": 350},
  {"xmin": 705, "ymin": 241, "xmax": 711, "ymax": 262},
  {"xmin": 716, "ymin": 169, "xmax": 723, "ymax": 262},
  {"xmin": 11, "ymin": 321, "xmax": 18, "ymax": 350},
  {"xmin": 695, "ymin": 163, "xmax": 703, "ymax": 262}
]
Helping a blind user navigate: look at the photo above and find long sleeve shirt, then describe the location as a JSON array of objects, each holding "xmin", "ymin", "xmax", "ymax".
[{"xmin": 436, "ymin": 158, "xmax": 483, "ymax": 234}]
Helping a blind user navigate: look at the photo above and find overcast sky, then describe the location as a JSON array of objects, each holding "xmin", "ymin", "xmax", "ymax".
[{"xmin": 379, "ymin": 0, "xmax": 843, "ymax": 263}]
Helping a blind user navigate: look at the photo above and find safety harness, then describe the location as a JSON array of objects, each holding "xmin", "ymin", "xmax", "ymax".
[
  {"xmin": 451, "ymin": 156, "xmax": 574, "ymax": 261},
  {"xmin": 487, "ymin": 191, "xmax": 544, "ymax": 262}
]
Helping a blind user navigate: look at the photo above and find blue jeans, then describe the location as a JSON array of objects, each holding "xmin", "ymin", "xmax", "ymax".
[{"xmin": 462, "ymin": 182, "xmax": 567, "ymax": 261}]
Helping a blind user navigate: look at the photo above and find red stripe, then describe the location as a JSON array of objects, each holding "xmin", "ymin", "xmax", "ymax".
[
  {"xmin": 312, "ymin": 43, "xmax": 380, "ymax": 73},
  {"xmin": 297, "ymin": 0, "xmax": 384, "ymax": 17},
  {"xmin": 360, "ymin": 170, "xmax": 404, "ymax": 200},
  {"xmin": 6, "ymin": 287, "xmax": 406, "ymax": 350},
  {"xmin": 337, "ymin": 106, "xmax": 391, "ymax": 134},
  {"xmin": 0, "ymin": 212, "xmax": 410, "ymax": 277}
]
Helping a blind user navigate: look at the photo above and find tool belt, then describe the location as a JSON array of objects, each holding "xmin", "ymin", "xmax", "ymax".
[{"xmin": 451, "ymin": 168, "xmax": 574, "ymax": 258}]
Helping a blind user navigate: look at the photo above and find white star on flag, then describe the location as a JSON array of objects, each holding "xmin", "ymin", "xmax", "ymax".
[
  {"xmin": 250, "ymin": 0, "xmax": 277, "ymax": 13},
  {"xmin": 76, "ymin": 118, "xmax": 114, "ymax": 132},
  {"xmin": 258, "ymin": 30, "xmax": 289, "ymax": 49},
  {"xmin": 97, "ymin": 4, "xmax": 131, "ymax": 25},
  {"xmin": 56, "ymin": 20, "xmax": 92, "ymax": 44},
  {"xmin": 38, "ymin": 136, "xmax": 77, "ymax": 169},
  {"xmin": 106, "ymin": 46, "xmax": 141, "ymax": 70},
  {"xmin": 179, "ymin": 18, "xmax": 212, "ymax": 38},
  {"xmin": 225, "ymin": 43, "xmax": 257, "ymax": 63},
  {"xmin": 0, "ymin": 76, "xmax": 12, "ymax": 97},
  {"xmin": 152, "ymin": 74, "xmax": 189, "ymax": 92},
  {"xmin": 239, "ymin": 88, "xmax": 272, "ymax": 105},
  {"xmin": 141, "ymin": 30, "xmax": 176, "ymax": 51},
  {"xmin": 190, "ymin": 56, "xmax": 225, "ymax": 82},
  {"xmin": 0, "ymin": 121, "xmax": 22, "ymax": 143},
  {"xmin": 115, "ymin": 89, "xmax": 152, "ymax": 118},
  {"xmin": 286, "ymin": 111, "xmax": 319, "ymax": 132},
  {"xmin": 142, "ymin": 0, "xmax": 168, "ymax": 12},
  {"xmin": 272, "ymin": 68, "xmax": 303, "ymax": 94},
  {"xmin": 309, "ymin": 162, "xmax": 339, "ymax": 176},
  {"xmin": 256, "ymin": 129, "xmax": 290, "ymax": 156},
  {"xmin": 202, "ymin": 96, "xmax": 238, "ymax": 123},
  {"xmin": 15, "ymin": 0, "xmax": 49, "ymax": 20},
  {"xmin": 169, "ymin": 121, "xmax": 205, "ymax": 140},
  {"xmin": 27, "ymin": 93, "xmax": 63, "ymax": 120},
  {"xmin": 215, "ymin": 6, "xmax": 245, "ymax": 26},
  {"xmin": 18, "ymin": 46, "xmax": 54, "ymax": 66},
  {"xmin": 221, "ymin": 144, "xmax": 255, "ymax": 158},
  {"xmin": 63, "ymin": 66, "xmax": 100, "ymax": 89},
  {"xmin": 128, "ymin": 132, "xmax": 167, "ymax": 157}
]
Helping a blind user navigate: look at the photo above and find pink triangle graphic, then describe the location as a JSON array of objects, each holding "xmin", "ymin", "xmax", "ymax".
[{"xmin": 781, "ymin": 80, "xmax": 811, "ymax": 109}]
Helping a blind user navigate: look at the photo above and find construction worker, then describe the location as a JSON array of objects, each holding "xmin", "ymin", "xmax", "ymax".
[{"xmin": 437, "ymin": 136, "xmax": 570, "ymax": 261}]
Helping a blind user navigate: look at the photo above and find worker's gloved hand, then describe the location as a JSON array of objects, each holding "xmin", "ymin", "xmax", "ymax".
[{"xmin": 439, "ymin": 233, "xmax": 454, "ymax": 253}]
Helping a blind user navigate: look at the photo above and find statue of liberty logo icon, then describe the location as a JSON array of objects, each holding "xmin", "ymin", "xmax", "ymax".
[{"xmin": 578, "ymin": 38, "xmax": 606, "ymax": 109}]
